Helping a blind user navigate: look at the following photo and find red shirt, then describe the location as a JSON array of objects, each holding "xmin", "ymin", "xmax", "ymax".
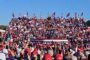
[
  {"xmin": 78, "ymin": 47, "xmax": 84, "ymax": 53},
  {"xmin": 55, "ymin": 54, "xmax": 62, "ymax": 60},
  {"xmin": 43, "ymin": 53, "xmax": 52, "ymax": 60},
  {"xmin": 33, "ymin": 48, "xmax": 38, "ymax": 55},
  {"xmin": 8, "ymin": 50, "xmax": 15, "ymax": 56},
  {"xmin": 0, "ymin": 44, "xmax": 4, "ymax": 51},
  {"xmin": 25, "ymin": 48, "xmax": 31, "ymax": 55}
]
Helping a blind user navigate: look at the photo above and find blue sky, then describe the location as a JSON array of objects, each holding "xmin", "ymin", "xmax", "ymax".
[{"xmin": 0, "ymin": 0, "xmax": 90, "ymax": 25}]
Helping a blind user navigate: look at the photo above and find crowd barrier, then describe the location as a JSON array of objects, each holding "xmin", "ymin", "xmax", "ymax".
[{"xmin": 31, "ymin": 39, "xmax": 68, "ymax": 43}]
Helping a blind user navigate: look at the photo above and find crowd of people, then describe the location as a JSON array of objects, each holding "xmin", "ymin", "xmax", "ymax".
[{"xmin": 0, "ymin": 15, "xmax": 90, "ymax": 60}]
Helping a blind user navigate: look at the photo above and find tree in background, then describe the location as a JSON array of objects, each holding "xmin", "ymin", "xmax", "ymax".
[
  {"xmin": 0, "ymin": 25, "xmax": 7, "ymax": 30},
  {"xmin": 86, "ymin": 20, "xmax": 90, "ymax": 26}
]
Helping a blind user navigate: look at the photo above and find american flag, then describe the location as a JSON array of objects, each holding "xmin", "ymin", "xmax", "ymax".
[{"xmin": 66, "ymin": 13, "xmax": 70, "ymax": 17}]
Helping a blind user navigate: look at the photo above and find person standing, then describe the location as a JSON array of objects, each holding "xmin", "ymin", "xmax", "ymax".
[
  {"xmin": 0, "ymin": 52, "xmax": 6, "ymax": 60},
  {"xmin": 55, "ymin": 50, "xmax": 63, "ymax": 60},
  {"xmin": 0, "ymin": 38, "xmax": 6, "ymax": 60}
]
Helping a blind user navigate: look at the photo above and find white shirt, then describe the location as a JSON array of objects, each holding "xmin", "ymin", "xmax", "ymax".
[{"xmin": 0, "ymin": 52, "xmax": 6, "ymax": 60}]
